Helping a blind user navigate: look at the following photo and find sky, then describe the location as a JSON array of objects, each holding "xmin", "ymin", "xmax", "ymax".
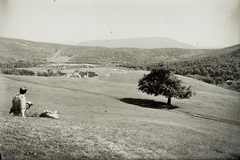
[{"xmin": 0, "ymin": 0, "xmax": 239, "ymax": 47}]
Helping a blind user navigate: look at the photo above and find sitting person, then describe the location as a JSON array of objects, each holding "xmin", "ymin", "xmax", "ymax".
[{"xmin": 9, "ymin": 86, "xmax": 33, "ymax": 118}]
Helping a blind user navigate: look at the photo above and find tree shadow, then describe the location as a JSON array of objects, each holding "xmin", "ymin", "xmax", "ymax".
[{"xmin": 119, "ymin": 98, "xmax": 179, "ymax": 110}]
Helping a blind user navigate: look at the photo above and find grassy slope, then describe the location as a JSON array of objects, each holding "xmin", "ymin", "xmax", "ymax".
[{"xmin": 0, "ymin": 68, "xmax": 240, "ymax": 159}]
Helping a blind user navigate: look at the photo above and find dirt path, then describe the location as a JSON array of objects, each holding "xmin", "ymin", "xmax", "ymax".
[{"xmin": 47, "ymin": 50, "xmax": 71, "ymax": 62}]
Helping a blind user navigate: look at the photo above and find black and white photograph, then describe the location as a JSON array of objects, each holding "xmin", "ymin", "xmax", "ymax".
[{"xmin": 0, "ymin": 0, "xmax": 239, "ymax": 159}]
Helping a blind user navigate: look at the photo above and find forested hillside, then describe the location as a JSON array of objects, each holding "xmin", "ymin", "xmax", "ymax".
[{"xmin": 148, "ymin": 45, "xmax": 240, "ymax": 91}]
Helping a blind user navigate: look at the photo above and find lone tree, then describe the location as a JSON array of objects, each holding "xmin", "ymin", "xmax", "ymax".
[{"xmin": 138, "ymin": 64, "xmax": 193, "ymax": 106}]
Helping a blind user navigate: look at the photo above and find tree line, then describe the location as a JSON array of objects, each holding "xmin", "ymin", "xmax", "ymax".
[{"xmin": 0, "ymin": 59, "xmax": 47, "ymax": 69}]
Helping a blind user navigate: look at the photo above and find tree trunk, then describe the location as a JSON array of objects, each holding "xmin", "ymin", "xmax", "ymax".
[{"xmin": 167, "ymin": 96, "xmax": 171, "ymax": 106}]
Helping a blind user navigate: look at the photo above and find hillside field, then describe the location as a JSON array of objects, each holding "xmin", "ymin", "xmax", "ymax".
[
  {"xmin": 0, "ymin": 67, "xmax": 240, "ymax": 159},
  {"xmin": 1, "ymin": 37, "xmax": 240, "ymax": 93}
]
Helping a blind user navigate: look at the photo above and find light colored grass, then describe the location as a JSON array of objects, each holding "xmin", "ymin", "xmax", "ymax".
[{"xmin": 0, "ymin": 68, "xmax": 240, "ymax": 159}]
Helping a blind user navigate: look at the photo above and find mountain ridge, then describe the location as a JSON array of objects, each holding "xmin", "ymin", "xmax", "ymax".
[{"xmin": 77, "ymin": 37, "xmax": 196, "ymax": 49}]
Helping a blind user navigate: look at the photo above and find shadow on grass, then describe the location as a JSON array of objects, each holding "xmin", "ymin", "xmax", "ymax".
[{"xmin": 119, "ymin": 98, "xmax": 179, "ymax": 110}]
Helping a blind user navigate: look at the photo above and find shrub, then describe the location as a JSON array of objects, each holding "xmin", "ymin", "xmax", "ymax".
[
  {"xmin": 215, "ymin": 77, "xmax": 224, "ymax": 85},
  {"xmin": 37, "ymin": 72, "xmax": 49, "ymax": 77},
  {"xmin": 1, "ymin": 68, "xmax": 35, "ymax": 76},
  {"xmin": 19, "ymin": 69, "xmax": 35, "ymax": 76},
  {"xmin": 56, "ymin": 71, "xmax": 66, "ymax": 76}
]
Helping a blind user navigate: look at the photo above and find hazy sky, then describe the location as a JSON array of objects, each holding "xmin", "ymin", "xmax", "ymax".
[{"xmin": 0, "ymin": 0, "xmax": 239, "ymax": 47}]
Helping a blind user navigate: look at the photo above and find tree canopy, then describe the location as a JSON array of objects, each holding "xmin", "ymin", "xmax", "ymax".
[{"xmin": 138, "ymin": 64, "xmax": 193, "ymax": 106}]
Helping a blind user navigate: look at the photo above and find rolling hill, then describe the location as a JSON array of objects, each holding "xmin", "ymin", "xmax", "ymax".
[
  {"xmin": 77, "ymin": 37, "xmax": 196, "ymax": 49},
  {"xmin": 0, "ymin": 36, "xmax": 226, "ymax": 65}
]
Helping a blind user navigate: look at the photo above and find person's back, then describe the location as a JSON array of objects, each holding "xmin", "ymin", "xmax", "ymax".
[
  {"xmin": 11, "ymin": 93, "xmax": 26, "ymax": 115},
  {"xmin": 9, "ymin": 86, "xmax": 32, "ymax": 118}
]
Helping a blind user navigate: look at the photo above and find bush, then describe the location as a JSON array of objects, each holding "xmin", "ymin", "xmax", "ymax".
[
  {"xmin": 215, "ymin": 77, "xmax": 224, "ymax": 85},
  {"xmin": 56, "ymin": 71, "xmax": 66, "ymax": 76},
  {"xmin": 37, "ymin": 72, "xmax": 49, "ymax": 77},
  {"xmin": 1, "ymin": 68, "xmax": 35, "ymax": 76},
  {"xmin": 19, "ymin": 69, "xmax": 35, "ymax": 76},
  {"xmin": 37, "ymin": 70, "xmax": 58, "ymax": 77}
]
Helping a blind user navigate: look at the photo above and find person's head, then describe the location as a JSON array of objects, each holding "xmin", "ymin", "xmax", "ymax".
[{"xmin": 19, "ymin": 86, "xmax": 27, "ymax": 94}]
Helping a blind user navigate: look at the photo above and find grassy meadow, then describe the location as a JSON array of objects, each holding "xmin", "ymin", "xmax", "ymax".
[{"xmin": 0, "ymin": 67, "xmax": 240, "ymax": 159}]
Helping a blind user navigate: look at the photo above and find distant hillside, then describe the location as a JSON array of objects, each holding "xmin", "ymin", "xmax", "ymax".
[
  {"xmin": 0, "ymin": 37, "xmax": 238, "ymax": 68},
  {"xmin": 1, "ymin": 37, "xmax": 239, "ymax": 91},
  {"xmin": 148, "ymin": 44, "xmax": 240, "ymax": 91},
  {"xmin": 0, "ymin": 37, "xmax": 59, "ymax": 62},
  {"xmin": 77, "ymin": 37, "xmax": 196, "ymax": 49},
  {"xmin": 0, "ymin": 37, "xmax": 208, "ymax": 65}
]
